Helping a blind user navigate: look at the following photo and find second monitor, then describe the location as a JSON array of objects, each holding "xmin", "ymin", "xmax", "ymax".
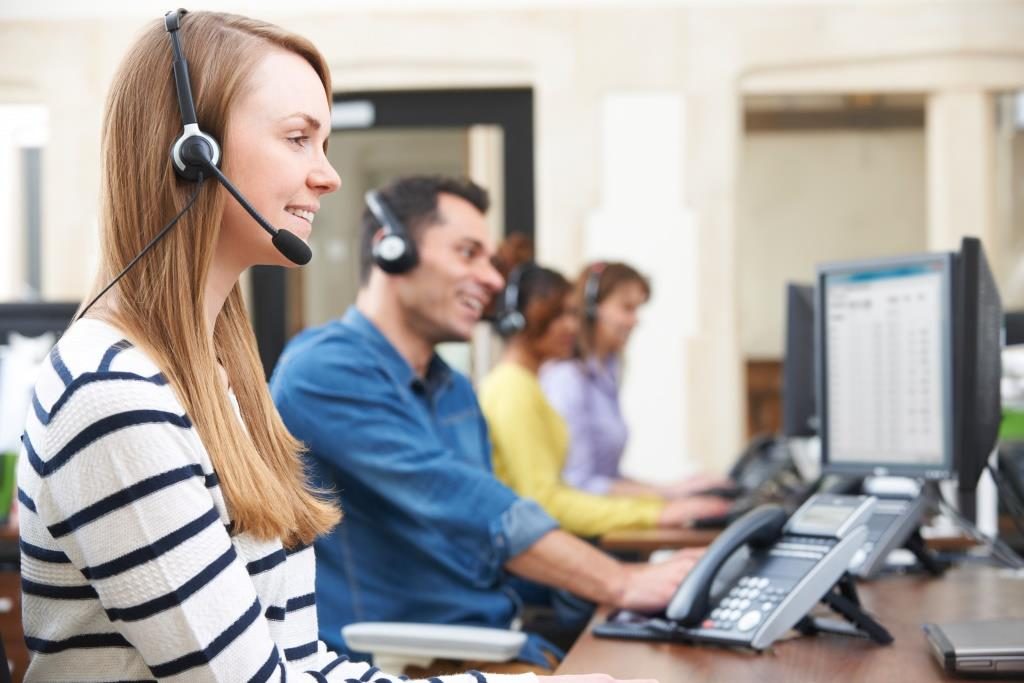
[{"xmin": 816, "ymin": 252, "xmax": 956, "ymax": 480}]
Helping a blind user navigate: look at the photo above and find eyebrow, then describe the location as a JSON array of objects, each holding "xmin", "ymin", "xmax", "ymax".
[
  {"xmin": 457, "ymin": 237, "xmax": 487, "ymax": 253},
  {"xmin": 281, "ymin": 112, "xmax": 323, "ymax": 131}
]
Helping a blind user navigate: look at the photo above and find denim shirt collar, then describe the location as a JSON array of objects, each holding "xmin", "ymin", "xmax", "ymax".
[{"xmin": 339, "ymin": 306, "xmax": 452, "ymax": 396}]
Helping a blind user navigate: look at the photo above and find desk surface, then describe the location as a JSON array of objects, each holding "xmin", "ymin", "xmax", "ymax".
[
  {"xmin": 556, "ymin": 565, "xmax": 1024, "ymax": 682},
  {"xmin": 599, "ymin": 526, "xmax": 975, "ymax": 555},
  {"xmin": 599, "ymin": 527, "xmax": 719, "ymax": 554}
]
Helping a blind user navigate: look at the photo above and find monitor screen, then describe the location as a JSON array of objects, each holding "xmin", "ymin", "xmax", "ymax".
[
  {"xmin": 817, "ymin": 254, "xmax": 955, "ymax": 479},
  {"xmin": 782, "ymin": 283, "xmax": 816, "ymax": 437}
]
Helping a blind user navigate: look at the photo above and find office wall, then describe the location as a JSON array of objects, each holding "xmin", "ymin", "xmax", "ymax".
[
  {"xmin": 738, "ymin": 129, "xmax": 928, "ymax": 359},
  {"xmin": 2, "ymin": 1, "xmax": 1023, "ymax": 477}
]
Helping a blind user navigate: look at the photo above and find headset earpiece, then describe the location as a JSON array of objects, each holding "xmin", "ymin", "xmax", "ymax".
[
  {"xmin": 366, "ymin": 190, "xmax": 419, "ymax": 274},
  {"xmin": 170, "ymin": 125, "xmax": 221, "ymax": 182},
  {"xmin": 165, "ymin": 8, "xmax": 221, "ymax": 183},
  {"xmin": 496, "ymin": 263, "xmax": 531, "ymax": 336},
  {"xmin": 583, "ymin": 262, "xmax": 606, "ymax": 321}
]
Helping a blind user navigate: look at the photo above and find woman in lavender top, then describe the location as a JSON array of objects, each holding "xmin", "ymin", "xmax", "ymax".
[{"xmin": 540, "ymin": 262, "xmax": 729, "ymax": 499}]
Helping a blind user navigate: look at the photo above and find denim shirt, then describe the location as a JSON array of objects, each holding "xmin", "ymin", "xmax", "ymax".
[{"xmin": 270, "ymin": 308, "xmax": 559, "ymax": 665}]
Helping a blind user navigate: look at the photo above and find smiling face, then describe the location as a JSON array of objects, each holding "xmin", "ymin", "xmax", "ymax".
[
  {"xmin": 218, "ymin": 48, "xmax": 340, "ymax": 269},
  {"xmin": 394, "ymin": 192, "xmax": 505, "ymax": 345}
]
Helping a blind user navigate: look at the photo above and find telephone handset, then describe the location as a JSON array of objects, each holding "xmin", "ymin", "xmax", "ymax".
[
  {"xmin": 693, "ymin": 436, "xmax": 819, "ymax": 529},
  {"xmin": 597, "ymin": 494, "xmax": 893, "ymax": 650},
  {"xmin": 667, "ymin": 505, "xmax": 788, "ymax": 626}
]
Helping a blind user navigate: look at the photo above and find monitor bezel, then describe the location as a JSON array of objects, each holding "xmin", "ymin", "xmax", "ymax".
[
  {"xmin": 816, "ymin": 251, "xmax": 956, "ymax": 480},
  {"xmin": 782, "ymin": 282, "xmax": 816, "ymax": 438}
]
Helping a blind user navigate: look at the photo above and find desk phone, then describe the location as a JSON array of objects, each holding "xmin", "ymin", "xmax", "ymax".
[
  {"xmin": 597, "ymin": 494, "xmax": 893, "ymax": 650},
  {"xmin": 848, "ymin": 494, "xmax": 945, "ymax": 579}
]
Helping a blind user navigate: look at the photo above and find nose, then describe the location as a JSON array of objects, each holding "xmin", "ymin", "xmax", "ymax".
[
  {"xmin": 480, "ymin": 258, "xmax": 505, "ymax": 295},
  {"xmin": 309, "ymin": 153, "xmax": 341, "ymax": 195}
]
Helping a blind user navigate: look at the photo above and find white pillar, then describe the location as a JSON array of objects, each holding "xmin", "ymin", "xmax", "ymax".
[
  {"xmin": 926, "ymin": 91, "xmax": 997, "ymax": 252},
  {"xmin": 585, "ymin": 92, "xmax": 699, "ymax": 481}
]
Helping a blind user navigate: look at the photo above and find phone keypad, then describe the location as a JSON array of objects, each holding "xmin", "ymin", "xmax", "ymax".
[{"xmin": 706, "ymin": 575, "xmax": 783, "ymax": 631}]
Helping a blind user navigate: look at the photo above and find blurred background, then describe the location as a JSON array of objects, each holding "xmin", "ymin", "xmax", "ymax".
[{"xmin": 1, "ymin": 0, "xmax": 1022, "ymax": 485}]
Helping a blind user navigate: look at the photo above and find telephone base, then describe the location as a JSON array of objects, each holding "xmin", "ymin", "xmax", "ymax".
[
  {"xmin": 795, "ymin": 573, "xmax": 893, "ymax": 645},
  {"xmin": 904, "ymin": 528, "xmax": 950, "ymax": 576}
]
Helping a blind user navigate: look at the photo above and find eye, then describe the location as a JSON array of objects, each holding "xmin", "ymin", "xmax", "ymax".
[{"xmin": 287, "ymin": 135, "xmax": 310, "ymax": 147}]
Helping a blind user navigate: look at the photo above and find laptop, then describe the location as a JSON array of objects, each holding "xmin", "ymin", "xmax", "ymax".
[{"xmin": 923, "ymin": 619, "xmax": 1024, "ymax": 678}]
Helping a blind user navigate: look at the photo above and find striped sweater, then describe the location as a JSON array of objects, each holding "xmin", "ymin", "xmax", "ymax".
[{"xmin": 17, "ymin": 319, "xmax": 535, "ymax": 683}]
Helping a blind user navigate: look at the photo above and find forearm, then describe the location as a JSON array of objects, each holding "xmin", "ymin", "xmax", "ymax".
[
  {"xmin": 607, "ymin": 478, "xmax": 666, "ymax": 498},
  {"xmin": 504, "ymin": 529, "xmax": 626, "ymax": 606}
]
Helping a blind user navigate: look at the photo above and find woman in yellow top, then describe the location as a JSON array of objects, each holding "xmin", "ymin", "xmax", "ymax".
[{"xmin": 480, "ymin": 264, "xmax": 730, "ymax": 537}]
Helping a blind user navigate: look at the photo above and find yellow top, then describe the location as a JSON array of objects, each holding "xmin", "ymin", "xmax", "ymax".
[{"xmin": 480, "ymin": 361, "xmax": 664, "ymax": 537}]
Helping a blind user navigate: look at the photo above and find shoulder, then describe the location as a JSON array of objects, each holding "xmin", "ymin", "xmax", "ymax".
[
  {"xmin": 31, "ymin": 319, "xmax": 182, "ymax": 427},
  {"xmin": 480, "ymin": 363, "xmax": 543, "ymax": 411},
  {"xmin": 540, "ymin": 359, "xmax": 588, "ymax": 390},
  {"xmin": 272, "ymin": 321, "xmax": 389, "ymax": 392},
  {"xmin": 20, "ymin": 321, "xmax": 207, "ymax": 510}
]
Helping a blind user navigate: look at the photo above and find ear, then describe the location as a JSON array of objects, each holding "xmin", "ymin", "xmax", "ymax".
[{"xmin": 371, "ymin": 227, "xmax": 388, "ymax": 246}]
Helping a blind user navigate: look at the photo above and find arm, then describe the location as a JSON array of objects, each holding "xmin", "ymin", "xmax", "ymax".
[
  {"xmin": 272, "ymin": 356, "xmax": 552, "ymax": 586},
  {"xmin": 505, "ymin": 529, "xmax": 704, "ymax": 613},
  {"xmin": 26, "ymin": 377, "xmax": 531, "ymax": 683},
  {"xmin": 483, "ymin": 376, "xmax": 663, "ymax": 537}
]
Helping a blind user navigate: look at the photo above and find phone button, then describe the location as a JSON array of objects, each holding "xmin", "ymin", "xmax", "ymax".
[{"xmin": 737, "ymin": 611, "xmax": 763, "ymax": 632}]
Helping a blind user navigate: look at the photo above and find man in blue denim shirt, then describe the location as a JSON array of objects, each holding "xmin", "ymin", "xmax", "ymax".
[{"xmin": 270, "ymin": 176, "xmax": 699, "ymax": 667}]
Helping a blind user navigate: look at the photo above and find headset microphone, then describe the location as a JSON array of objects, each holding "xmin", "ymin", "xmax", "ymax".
[{"xmin": 198, "ymin": 158, "xmax": 312, "ymax": 266}]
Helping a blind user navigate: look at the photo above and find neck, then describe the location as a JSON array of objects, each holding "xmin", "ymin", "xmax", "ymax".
[
  {"xmin": 503, "ymin": 340, "xmax": 542, "ymax": 375},
  {"xmin": 356, "ymin": 285, "xmax": 435, "ymax": 377},
  {"xmin": 591, "ymin": 333, "xmax": 619, "ymax": 362},
  {"xmin": 204, "ymin": 253, "xmax": 244, "ymax": 342}
]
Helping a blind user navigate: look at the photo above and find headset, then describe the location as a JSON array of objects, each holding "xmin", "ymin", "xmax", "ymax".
[
  {"xmin": 77, "ymin": 8, "xmax": 311, "ymax": 321},
  {"xmin": 496, "ymin": 263, "xmax": 532, "ymax": 336},
  {"xmin": 583, "ymin": 261, "xmax": 607, "ymax": 321},
  {"xmin": 365, "ymin": 189, "xmax": 419, "ymax": 274}
]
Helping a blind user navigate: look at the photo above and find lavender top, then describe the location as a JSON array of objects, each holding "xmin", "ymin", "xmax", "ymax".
[{"xmin": 539, "ymin": 356, "xmax": 628, "ymax": 494}]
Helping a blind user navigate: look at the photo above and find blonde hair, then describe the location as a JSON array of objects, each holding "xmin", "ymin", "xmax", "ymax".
[{"xmin": 80, "ymin": 11, "xmax": 340, "ymax": 546}]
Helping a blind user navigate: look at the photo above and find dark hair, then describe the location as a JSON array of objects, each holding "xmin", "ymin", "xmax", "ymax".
[
  {"xmin": 576, "ymin": 261, "xmax": 650, "ymax": 358},
  {"xmin": 497, "ymin": 264, "xmax": 572, "ymax": 339},
  {"xmin": 359, "ymin": 175, "xmax": 489, "ymax": 283}
]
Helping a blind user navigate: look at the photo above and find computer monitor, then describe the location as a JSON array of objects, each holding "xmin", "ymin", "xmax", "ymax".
[
  {"xmin": 1004, "ymin": 311, "xmax": 1024, "ymax": 346},
  {"xmin": 0, "ymin": 302, "xmax": 78, "ymax": 346},
  {"xmin": 782, "ymin": 283, "xmax": 816, "ymax": 438},
  {"xmin": 954, "ymin": 237, "xmax": 1003, "ymax": 510},
  {"xmin": 816, "ymin": 252, "xmax": 956, "ymax": 480}
]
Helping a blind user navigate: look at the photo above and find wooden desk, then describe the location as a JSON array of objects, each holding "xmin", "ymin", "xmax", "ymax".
[
  {"xmin": 599, "ymin": 528, "xmax": 719, "ymax": 555},
  {"xmin": 556, "ymin": 565, "xmax": 1024, "ymax": 682},
  {"xmin": 600, "ymin": 526, "xmax": 975, "ymax": 556}
]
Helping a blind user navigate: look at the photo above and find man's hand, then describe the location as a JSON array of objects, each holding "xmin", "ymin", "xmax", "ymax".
[{"xmin": 616, "ymin": 548, "xmax": 704, "ymax": 612}]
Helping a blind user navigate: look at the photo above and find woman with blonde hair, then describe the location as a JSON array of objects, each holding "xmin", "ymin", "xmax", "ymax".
[{"xmin": 16, "ymin": 10, "xmax": 649, "ymax": 683}]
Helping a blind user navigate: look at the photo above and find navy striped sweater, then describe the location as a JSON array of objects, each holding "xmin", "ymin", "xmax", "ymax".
[{"xmin": 17, "ymin": 319, "xmax": 533, "ymax": 683}]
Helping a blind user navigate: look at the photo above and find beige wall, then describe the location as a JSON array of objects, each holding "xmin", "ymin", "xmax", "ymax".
[
  {"xmin": 738, "ymin": 128, "xmax": 928, "ymax": 358},
  {"xmin": 2, "ymin": 1, "xmax": 1023, "ymax": 476}
]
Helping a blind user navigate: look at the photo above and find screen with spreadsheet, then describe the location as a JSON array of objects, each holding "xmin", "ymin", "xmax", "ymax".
[{"xmin": 816, "ymin": 254, "xmax": 955, "ymax": 479}]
